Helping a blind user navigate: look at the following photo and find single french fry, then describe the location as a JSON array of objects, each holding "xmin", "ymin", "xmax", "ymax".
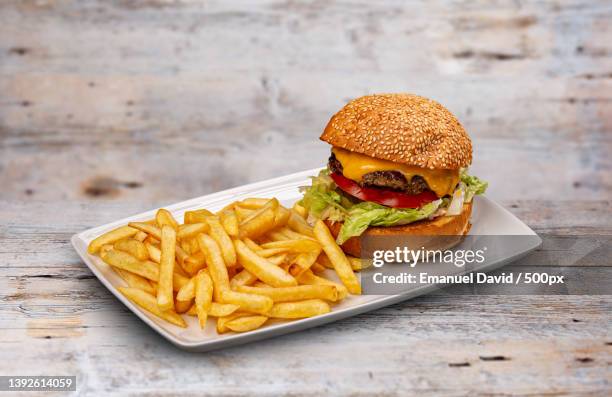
[
  {"xmin": 237, "ymin": 197, "xmax": 271, "ymax": 209},
  {"xmin": 219, "ymin": 289, "xmax": 273, "ymax": 315},
  {"xmin": 197, "ymin": 233, "xmax": 230, "ymax": 301},
  {"xmin": 114, "ymin": 238, "xmax": 149, "ymax": 261},
  {"xmin": 210, "ymin": 302, "xmax": 240, "ymax": 317},
  {"xmin": 156, "ymin": 208, "xmax": 179, "ymax": 231},
  {"xmin": 176, "ymin": 276, "xmax": 196, "ymax": 301},
  {"xmin": 216, "ymin": 313, "xmax": 249, "ymax": 334},
  {"xmin": 236, "ymin": 285, "xmax": 339, "ymax": 302},
  {"xmin": 177, "ymin": 223, "xmax": 209, "ymax": 240},
  {"xmin": 145, "ymin": 243, "xmax": 161, "ymax": 263},
  {"xmin": 225, "ymin": 315, "xmax": 268, "ymax": 333},
  {"xmin": 157, "ymin": 225, "xmax": 176, "ymax": 311},
  {"xmin": 268, "ymin": 299, "xmax": 330, "ymax": 319},
  {"xmin": 195, "ymin": 271, "xmax": 213, "ymax": 329},
  {"xmin": 118, "ymin": 287, "xmax": 186, "ymax": 328},
  {"xmin": 88, "ymin": 225, "xmax": 138, "ymax": 254},
  {"xmin": 113, "ymin": 267, "xmax": 155, "ymax": 295},
  {"xmin": 235, "ymin": 240, "xmax": 297, "ymax": 287},
  {"xmin": 256, "ymin": 247, "xmax": 289, "ymax": 257},
  {"xmin": 288, "ymin": 211, "xmax": 315, "ymax": 237},
  {"xmin": 184, "ymin": 208, "xmax": 214, "ymax": 224},
  {"xmin": 230, "ymin": 269, "xmax": 258, "ymax": 289},
  {"xmin": 133, "ymin": 231, "xmax": 148, "ymax": 242},
  {"xmin": 292, "ymin": 202, "xmax": 307, "ymax": 218},
  {"xmin": 128, "ymin": 222, "xmax": 162, "ymax": 240},
  {"xmin": 242, "ymin": 237, "xmax": 262, "ymax": 251},
  {"xmin": 313, "ymin": 220, "xmax": 360, "ymax": 294},
  {"xmin": 296, "ymin": 269, "xmax": 348, "ymax": 300},
  {"xmin": 219, "ymin": 209, "xmax": 239, "ymax": 237},
  {"xmin": 207, "ymin": 216, "xmax": 237, "ymax": 267},
  {"xmin": 101, "ymin": 250, "xmax": 159, "ymax": 281},
  {"xmin": 260, "ymin": 239, "xmax": 321, "ymax": 253},
  {"xmin": 175, "ymin": 298, "xmax": 192, "ymax": 314},
  {"xmin": 187, "ymin": 302, "xmax": 240, "ymax": 317},
  {"xmin": 238, "ymin": 208, "xmax": 276, "ymax": 239}
]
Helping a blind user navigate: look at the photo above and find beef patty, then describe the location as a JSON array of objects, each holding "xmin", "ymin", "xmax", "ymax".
[{"xmin": 328, "ymin": 153, "xmax": 430, "ymax": 195}]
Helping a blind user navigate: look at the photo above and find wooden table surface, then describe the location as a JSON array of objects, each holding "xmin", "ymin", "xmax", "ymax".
[{"xmin": 0, "ymin": 1, "xmax": 610, "ymax": 395}]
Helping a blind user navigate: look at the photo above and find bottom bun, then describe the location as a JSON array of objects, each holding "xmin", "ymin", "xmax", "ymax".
[{"xmin": 325, "ymin": 202, "xmax": 473, "ymax": 258}]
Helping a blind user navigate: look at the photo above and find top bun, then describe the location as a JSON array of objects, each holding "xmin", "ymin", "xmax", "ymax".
[{"xmin": 320, "ymin": 94, "xmax": 472, "ymax": 170}]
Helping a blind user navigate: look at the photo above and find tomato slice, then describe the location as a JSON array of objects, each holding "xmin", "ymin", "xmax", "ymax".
[{"xmin": 330, "ymin": 172, "xmax": 438, "ymax": 209}]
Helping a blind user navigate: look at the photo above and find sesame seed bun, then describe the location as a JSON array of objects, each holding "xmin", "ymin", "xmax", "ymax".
[
  {"xmin": 320, "ymin": 94, "xmax": 472, "ymax": 170},
  {"xmin": 325, "ymin": 203, "xmax": 472, "ymax": 257}
]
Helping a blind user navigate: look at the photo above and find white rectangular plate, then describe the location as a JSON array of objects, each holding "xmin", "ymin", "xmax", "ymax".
[{"xmin": 72, "ymin": 168, "xmax": 541, "ymax": 352}]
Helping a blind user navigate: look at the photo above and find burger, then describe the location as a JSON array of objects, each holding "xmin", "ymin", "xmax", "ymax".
[{"xmin": 299, "ymin": 94, "xmax": 488, "ymax": 257}]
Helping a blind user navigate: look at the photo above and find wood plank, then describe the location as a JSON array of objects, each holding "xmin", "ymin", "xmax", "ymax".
[
  {"xmin": 0, "ymin": 1, "xmax": 610, "ymax": 203},
  {"xmin": 0, "ymin": 200, "xmax": 610, "ymax": 394}
]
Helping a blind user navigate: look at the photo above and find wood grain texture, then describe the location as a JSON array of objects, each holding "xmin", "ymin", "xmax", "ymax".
[
  {"xmin": 0, "ymin": 0, "xmax": 610, "ymax": 204},
  {"xmin": 0, "ymin": 200, "xmax": 610, "ymax": 395}
]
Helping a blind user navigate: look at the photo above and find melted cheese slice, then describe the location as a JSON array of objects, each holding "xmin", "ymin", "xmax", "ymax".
[{"xmin": 332, "ymin": 147, "xmax": 460, "ymax": 197}]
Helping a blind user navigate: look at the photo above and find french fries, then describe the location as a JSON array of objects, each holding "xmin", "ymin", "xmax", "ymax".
[
  {"xmin": 177, "ymin": 223, "xmax": 209, "ymax": 240},
  {"xmin": 313, "ymin": 220, "xmax": 361, "ymax": 295},
  {"xmin": 128, "ymin": 222, "xmax": 162, "ymax": 240},
  {"xmin": 101, "ymin": 250, "xmax": 159, "ymax": 281},
  {"xmin": 268, "ymin": 299, "xmax": 331, "ymax": 319},
  {"xmin": 236, "ymin": 284, "xmax": 339, "ymax": 302},
  {"xmin": 224, "ymin": 315, "xmax": 268, "ymax": 333},
  {"xmin": 156, "ymin": 209, "xmax": 179, "ymax": 231},
  {"xmin": 296, "ymin": 269, "xmax": 349, "ymax": 300},
  {"xmin": 187, "ymin": 302, "xmax": 240, "ymax": 317},
  {"xmin": 288, "ymin": 211, "xmax": 314, "ymax": 237},
  {"xmin": 220, "ymin": 289, "xmax": 273, "ymax": 315},
  {"xmin": 88, "ymin": 196, "xmax": 365, "ymax": 335},
  {"xmin": 235, "ymin": 240, "xmax": 297, "ymax": 287},
  {"xmin": 206, "ymin": 216, "xmax": 237, "ymax": 267},
  {"xmin": 238, "ymin": 198, "xmax": 279, "ymax": 239},
  {"xmin": 88, "ymin": 225, "xmax": 138, "ymax": 254},
  {"xmin": 292, "ymin": 202, "xmax": 307, "ymax": 218},
  {"xmin": 157, "ymin": 225, "xmax": 176, "ymax": 311},
  {"xmin": 197, "ymin": 233, "xmax": 230, "ymax": 301},
  {"xmin": 114, "ymin": 267, "xmax": 155, "ymax": 294},
  {"xmin": 260, "ymin": 239, "xmax": 320, "ymax": 253},
  {"xmin": 114, "ymin": 238, "xmax": 148, "ymax": 261},
  {"xmin": 195, "ymin": 271, "xmax": 213, "ymax": 328},
  {"xmin": 119, "ymin": 287, "xmax": 186, "ymax": 327},
  {"xmin": 184, "ymin": 209, "xmax": 213, "ymax": 224},
  {"xmin": 218, "ymin": 209, "xmax": 239, "ymax": 237}
]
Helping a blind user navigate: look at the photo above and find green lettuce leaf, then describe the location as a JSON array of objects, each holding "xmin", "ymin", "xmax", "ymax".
[
  {"xmin": 299, "ymin": 170, "xmax": 348, "ymax": 222},
  {"xmin": 460, "ymin": 170, "xmax": 488, "ymax": 202},
  {"xmin": 336, "ymin": 200, "xmax": 442, "ymax": 244}
]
